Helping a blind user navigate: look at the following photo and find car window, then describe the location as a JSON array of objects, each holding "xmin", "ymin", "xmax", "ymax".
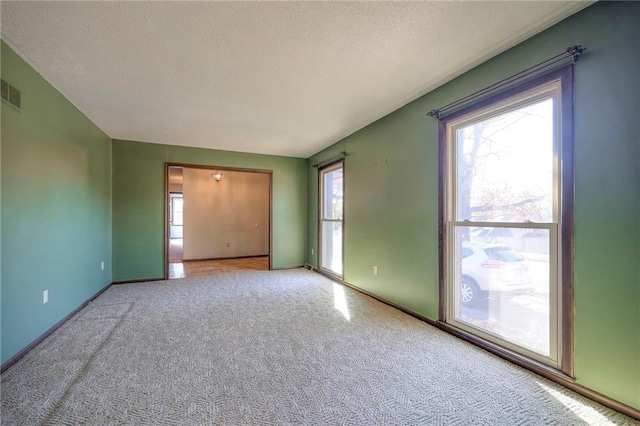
[
  {"xmin": 484, "ymin": 247, "xmax": 524, "ymax": 262},
  {"xmin": 462, "ymin": 247, "xmax": 474, "ymax": 258}
]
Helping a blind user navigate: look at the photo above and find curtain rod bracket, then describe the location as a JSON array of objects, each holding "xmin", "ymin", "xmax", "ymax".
[{"xmin": 567, "ymin": 45, "xmax": 586, "ymax": 62}]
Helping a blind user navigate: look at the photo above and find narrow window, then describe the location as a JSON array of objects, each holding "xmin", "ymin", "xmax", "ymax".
[
  {"xmin": 319, "ymin": 162, "xmax": 344, "ymax": 277},
  {"xmin": 442, "ymin": 68, "xmax": 573, "ymax": 370},
  {"xmin": 171, "ymin": 194, "xmax": 184, "ymax": 226}
]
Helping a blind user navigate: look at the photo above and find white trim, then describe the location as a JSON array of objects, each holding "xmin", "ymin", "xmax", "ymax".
[
  {"xmin": 444, "ymin": 79, "xmax": 564, "ymax": 368},
  {"xmin": 319, "ymin": 162, "xmax": 344, "ymax": 278}
]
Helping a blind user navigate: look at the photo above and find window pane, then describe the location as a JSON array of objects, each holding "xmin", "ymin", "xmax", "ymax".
[
  {"xmin": 323, "ymin": 168, "xmax": 343, "ymax": 220},
  {"xmin": 172, "ymin": 198, "xmax": 184, "ymax": 226},
  {"xmin": 452, "ymin": 226, "xmax": 551, "ymax": 356},
  {"xmin": 456, "ymin": 98, "xmax": 554, "ymax": 223},
  {"xmin": 321, "ymin": 221, "xmax": 342, "ymax": 275}
]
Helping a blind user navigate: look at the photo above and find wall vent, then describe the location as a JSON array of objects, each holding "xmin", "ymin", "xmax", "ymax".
[{"xmin": 1, "ymin": 79, "xmax": 22, "ymax": 110}]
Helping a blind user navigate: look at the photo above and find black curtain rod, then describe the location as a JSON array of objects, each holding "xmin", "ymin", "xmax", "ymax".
[
  {"xmin": 427, "ymin": 45, "xmax": 585, "ymax": 119},
  {"xmin": 313, "ymin": 151, "xmax": 347, "ymax": 168}
]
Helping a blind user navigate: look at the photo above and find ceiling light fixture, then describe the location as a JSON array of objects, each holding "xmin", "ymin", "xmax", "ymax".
[{"xmin": 212, "ymin": 171, "xmax": 223, "ymax": 183}]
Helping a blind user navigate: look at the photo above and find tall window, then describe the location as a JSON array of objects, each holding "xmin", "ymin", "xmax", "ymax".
[
  {"xmin": 319, "ymin": 162, "xmax": 344, "ymax": 277},
  {"xmin": 170, "ymin": 194, "xmax": 184, "ymax": 226},
  {"xmin": 441, "ymin": 68, "xmax": 573, "ymax": 370}
]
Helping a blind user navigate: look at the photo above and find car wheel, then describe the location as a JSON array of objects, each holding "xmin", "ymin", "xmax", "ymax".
[{"xmin": 461, "ymin": 277, "xmax": 481, "ymax": 306}]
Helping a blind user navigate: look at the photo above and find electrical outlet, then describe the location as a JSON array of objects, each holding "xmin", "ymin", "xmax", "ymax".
[
  {"xmin": 311, "ymin": 248, "xmax": 314, "ymax": 255},
  {"xmin": 43, "ymin": 290, "xmax": 48, "ymax": 304},
  {"xmin": 101, "ymin": 261, "xmax": 105, "ymax": 271},
  {"xmin": 373, "ymin": 266, "xmax": 378, "ymax": 275}
]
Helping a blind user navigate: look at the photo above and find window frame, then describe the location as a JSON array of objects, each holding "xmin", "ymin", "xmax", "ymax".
[
  {"xmin": 318, "ymin": 160, "xmax": 345, "ymax": 279},
  {"xmin": 438, "ymin": 66, "xmax": 574, "ymax": 376},
  {"xmin": 170, "ymin": 193, "xmax": 184, "ymax": 227}
]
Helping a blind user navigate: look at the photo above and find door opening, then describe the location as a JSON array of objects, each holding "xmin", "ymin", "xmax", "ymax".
[{"xmin": 165, "ymin": 164, "xmax": 273, "ymax": 279}]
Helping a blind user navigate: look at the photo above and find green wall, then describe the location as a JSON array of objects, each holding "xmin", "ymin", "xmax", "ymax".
[
  {"xmin": 112, "ymin": 140, "xmax": 307, "ymax": 281},
  {"xmin": 1, "ymin": 42, "xmax": 113, "ymax": 364},
  {"xmin": 307, "ymin": 2, "xmax": 640, "ymax": 410},
  {"xmin": 1, "ymin": 0, "xmax": 637, "ymax": 412}
]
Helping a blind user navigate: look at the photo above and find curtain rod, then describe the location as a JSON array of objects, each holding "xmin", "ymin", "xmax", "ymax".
[
  {"xmin": 313, "ymin": 151, "xmax": 347, "ymax": 168},
  {"xmin": 427, "ymin": 45, "xmax": 585, "ymax": 119}
]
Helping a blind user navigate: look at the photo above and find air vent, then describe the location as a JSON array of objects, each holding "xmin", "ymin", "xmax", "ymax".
[{"xmin": 1, "ymin": 79, "xmax": 22, "ymax": 110}]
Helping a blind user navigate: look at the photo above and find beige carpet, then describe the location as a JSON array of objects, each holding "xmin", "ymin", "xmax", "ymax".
[{"xmin": 1, "ymin": 269, "xmax": 636, "ymax": 425}]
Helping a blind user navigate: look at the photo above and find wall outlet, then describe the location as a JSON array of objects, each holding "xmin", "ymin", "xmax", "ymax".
[
  {"xmin": 311, "ymin": 248, "xmax": 314, "ymax": 255},
  {"xmin": 101, "ymin": 261, "xmax": 105, "ymax": 271},
  {"xmin": 43, "ymin": 290, "xmax": 48, "ymax": 304},
  {"xmin": 373, "ymin": 265, "xmax": 378, "ymax": 275}
]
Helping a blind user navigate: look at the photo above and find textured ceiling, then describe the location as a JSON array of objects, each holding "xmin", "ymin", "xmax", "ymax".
[{"xmin": 1, "ymin": 1, "xmax": 591, "ymax": 158}]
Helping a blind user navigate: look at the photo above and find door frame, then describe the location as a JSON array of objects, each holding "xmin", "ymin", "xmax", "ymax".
[{"xmin": 164, "ymin": 162, "xmax": 273, "ymax": 279}]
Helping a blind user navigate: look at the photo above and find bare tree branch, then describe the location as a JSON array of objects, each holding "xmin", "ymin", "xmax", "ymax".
[{"xmin": 469, "ymin": 196, "xmax": 544, "ymax": 213}]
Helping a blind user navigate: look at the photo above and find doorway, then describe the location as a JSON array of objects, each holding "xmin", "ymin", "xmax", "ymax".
[{"xmin": 165, "ymin": 164, "xmax": 273, "ymax": 279}]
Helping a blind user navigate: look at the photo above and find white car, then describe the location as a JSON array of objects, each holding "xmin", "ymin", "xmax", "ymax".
[{"xmin": 460, "ymin": 243, "xmax": 533, "ymax": 305}]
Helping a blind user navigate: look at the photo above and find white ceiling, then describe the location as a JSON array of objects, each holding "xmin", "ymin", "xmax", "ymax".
[{"xmin": 1, "ymin": 1, "xmax": 591, "ymax": 158}]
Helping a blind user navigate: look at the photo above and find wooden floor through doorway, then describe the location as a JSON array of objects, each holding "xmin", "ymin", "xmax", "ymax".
[
  {"xmin": 169, "ymin": 257, "xmax": 269, "ymax": 279},
  {"xmin": 168, "ymin": 238, "xmax": 269, "ymax": 279}
]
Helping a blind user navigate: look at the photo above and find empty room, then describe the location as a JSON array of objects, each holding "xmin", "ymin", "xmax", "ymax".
[{"xmin": 1, "ymin": 1, "xmax": 638, "ymax": 424}]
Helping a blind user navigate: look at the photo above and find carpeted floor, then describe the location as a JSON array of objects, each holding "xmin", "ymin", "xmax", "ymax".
[{"xmin": 1, "ymin": 269, "xmax": 636, "ymax": 425}]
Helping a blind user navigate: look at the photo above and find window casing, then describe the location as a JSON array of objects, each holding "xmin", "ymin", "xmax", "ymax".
[
  {"xmin": 440, "ymin": 67, "xmax": 573, "ymax": 373},
  {"xmin": 319, "ymin": 161, "xmax": 344, "ymax": 278}
]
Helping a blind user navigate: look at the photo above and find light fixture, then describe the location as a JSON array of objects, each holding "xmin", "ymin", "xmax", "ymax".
[{"xmin": 212, "ymin": 171, "xmax": 223, "ymax": 183}]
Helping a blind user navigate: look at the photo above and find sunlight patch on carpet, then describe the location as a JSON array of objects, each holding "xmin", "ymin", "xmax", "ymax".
[
  {"xmin": 333, "ymin": 283, "xmax": 351, "ymax": 321},
  {"xmin": 537, "ymin": 381, "xmax": 617, "ymax": 425}
]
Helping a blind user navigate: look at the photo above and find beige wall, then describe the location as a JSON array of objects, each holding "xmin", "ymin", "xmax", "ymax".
[
  {"xmin": 168, "ymin": 166, "xmax": 183, "ymax": 193},
  {"xmin": 183, "ymin": 168, "xmax": 269, "ymax": 260}
]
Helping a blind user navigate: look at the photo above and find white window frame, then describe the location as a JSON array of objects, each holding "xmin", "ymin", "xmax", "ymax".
[
  {"xmin": 318, "ymin": 161, "xmax": 344, "ymax": 278},
  {"xmin": 440, "ymin": 68, "xmax": 574, "ymax": 372}
]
